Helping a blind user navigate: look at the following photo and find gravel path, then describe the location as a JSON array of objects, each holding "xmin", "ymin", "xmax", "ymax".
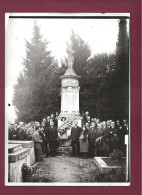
[{"xmin": 33, "ymin": 155, "xmax": 100, "ymax": 183}]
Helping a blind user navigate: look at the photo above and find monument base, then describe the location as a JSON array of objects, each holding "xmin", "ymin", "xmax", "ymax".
[{"xmin": 57, "ymin": 138, "xmax": 72, "ymax": 156}]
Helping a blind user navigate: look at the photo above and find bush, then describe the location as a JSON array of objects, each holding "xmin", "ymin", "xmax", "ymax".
[
  {"xmin": 22, "ymin": 163, "xmax": 33, "ymax": 176},
  {"xmin": 95, "ymin": 168, "xmax": 126, "ymax": 182},
  {"xmin": 109, "ymin": 149, "xmax": 123, "ymax": 160}
]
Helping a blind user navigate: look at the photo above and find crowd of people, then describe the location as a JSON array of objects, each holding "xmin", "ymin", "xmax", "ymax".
[{"xmin": 8, "ymin": 111, "xmax": 129, "ymax": 162}]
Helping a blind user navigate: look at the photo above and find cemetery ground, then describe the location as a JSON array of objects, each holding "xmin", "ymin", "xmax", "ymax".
[
  {"xmin": 31, "ymin": 155, "xmax": 100, "ymax": 183},
  {"xmin": 26, "ymin": 155, "xmax": 126, "ymax": 183},
  {"xmin": 8, "ymin": 141, "xmax": 127, "ymax": 183}
]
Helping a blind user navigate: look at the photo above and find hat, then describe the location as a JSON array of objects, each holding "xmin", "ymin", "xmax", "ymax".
[{"xmin": 61, "ymin": 117, "xmax": 66, "ymax": 121}]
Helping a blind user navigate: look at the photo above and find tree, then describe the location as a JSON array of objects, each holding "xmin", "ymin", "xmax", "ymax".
[
  {"xmin": 85, "ymin": 19, "xmax": 129, "ymax": 121},
  {"xmin": 110, "ymin": 19, "xmax": 129, "ymax": 120},
  {"xmin": 13, "ymin": 22, "xmax": 60, "ymax": 123},
  {"xmin": 86, "ymin": 53, "xmax": 116, "ymax": 119}
]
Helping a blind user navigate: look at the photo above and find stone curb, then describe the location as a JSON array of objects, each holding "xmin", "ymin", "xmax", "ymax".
[{"xmin": 94, "ymin": 157, "xmax": 122, "ymax": 173}]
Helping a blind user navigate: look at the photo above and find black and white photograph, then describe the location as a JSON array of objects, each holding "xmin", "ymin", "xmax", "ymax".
[{"xmin": 5, "ymin": 13, "xmax": 130, "ymax": 185}]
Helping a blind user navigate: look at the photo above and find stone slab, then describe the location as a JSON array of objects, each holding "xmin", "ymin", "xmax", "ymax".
[
  {"xmin": 8, "ymin": 140, "xmax": 34, "ymax": 148},
  {"xmin": 8, "ymin": 144, "xmax": 23, "ymax": 153},
  {"xmin": 94, "ymin": 157, "xmax": 122, "ymax": 173},
  {"xmin": 8, "ymin": 148, "xmax": 30, "ymax": 162}
]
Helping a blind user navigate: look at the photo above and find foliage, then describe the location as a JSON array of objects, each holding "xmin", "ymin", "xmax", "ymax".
[
  {"xmin": 70, "ymin": 30, "xmax": 91, "ymax": 78},
  {"xmin": 109, "ymin": 149, "xmax": 123, "ymax": 160},
  {"xmin": 13, "ymin": 22, "xmax": 61, "ymax": 123},
  {"xmin": 85, "ymin": 53, "xmax": 116, "ymax": 119},
  {"xmin": 110, "ymin": 19, "xmax": 129, "ymax": 120},
  {"xmin": 95, "ymin": 168, "xmax": 126, "ymax": 182},
  {"xmin": 22, "ymin": 163, "xmax": 33, "ymax": 176}
]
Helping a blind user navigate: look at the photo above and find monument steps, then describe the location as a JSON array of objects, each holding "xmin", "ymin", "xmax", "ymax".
[
  {"xmin": 57, "ymin": 145, "xmax": 72, "ymax": 156},
  {"xmin": 56, "ymin": 150, "xmax": 71, "ymax": 156}
]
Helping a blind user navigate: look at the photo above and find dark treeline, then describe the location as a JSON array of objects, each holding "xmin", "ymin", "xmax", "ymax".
[{"xmin": 13, "ymin": 19, "xmax": 129, "ymax": 123}]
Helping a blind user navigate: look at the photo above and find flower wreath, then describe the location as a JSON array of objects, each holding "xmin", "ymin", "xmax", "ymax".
[{"xmin": 59, "ymin": 128, "xmax": 66, "ymax": 135}]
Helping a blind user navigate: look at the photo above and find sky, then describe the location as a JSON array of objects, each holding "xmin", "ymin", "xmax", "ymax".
[{"xmin": 5, "ymin": 14, "xmax": 129, "ymax": 122}]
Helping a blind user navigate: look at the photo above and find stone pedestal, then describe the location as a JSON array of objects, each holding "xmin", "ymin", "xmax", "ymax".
[
  {"xmin": 59, "ymin": 68, "xmax": 81, "ymax": 117},
  {"xmin": 58, "ymin": 68, "xmax": 83, "ymax": 135}
]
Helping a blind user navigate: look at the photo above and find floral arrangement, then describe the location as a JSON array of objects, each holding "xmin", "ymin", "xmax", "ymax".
[
  {"xmin": 59, "ymin": 128, "xmax": 66, "ymax": 135},
  {"xmin": 59, "ymin": 118, "xmax": 76, "ymax": 135}
]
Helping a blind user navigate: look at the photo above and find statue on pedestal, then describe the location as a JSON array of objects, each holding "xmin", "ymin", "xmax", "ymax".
[
  {"xmin": 58, "ymin": 42, "xmax": 82, "ymax": 135},
  {"xmin": 66, "ymin": 44, "xmax": 75, "ymax": 69}
]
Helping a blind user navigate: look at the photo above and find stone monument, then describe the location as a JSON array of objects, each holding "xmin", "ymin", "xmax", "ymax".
[{"xmin": 58, "ymin": 44, "xmax": 83, "ymax": 136}]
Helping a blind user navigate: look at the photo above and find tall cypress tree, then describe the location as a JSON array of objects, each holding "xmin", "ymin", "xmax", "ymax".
[
  {"xmin": 110, "ymin": 19, "xmax": 129, "ymax": 120},
  {"xmin": 13, "ymin": 22, "xmax": 59, "ymax": 122}
]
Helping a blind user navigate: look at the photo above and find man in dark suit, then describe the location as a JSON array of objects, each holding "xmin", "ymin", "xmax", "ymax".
[
  {"xmin": 103, "ymin": 120, "xmax": 112, "ymax": 156},
  {"xmin": 122, "ymin": 120, "xmax": 129, "ymax": 135},
  {"xmin": 88, "ymin": 122, "xmax": 98, "ymax": 157},
  {"xmin": 8, "ymin": 124, "xmax": 18, "ymax": 140},
  {"xmin": 109, "ymin": 121, "xmax": 119, "ymax": 152},
  {"xmin": 46, "ymin": 121, "xmax": 58, "ymax": 157},
  {"xmin": 116, "ymin": 120, "xmax": 125, "ymax": 152},
  {"xmin": 70, "ymin": 120, "xmax": 82, "ymax": 157},
  {"xmin": 39, "ymin": 123, "xmax": 49, "ymax": 157},
  {"xmin": 45, "ymin": 116, "xmax": 51, "ymax": 129}
]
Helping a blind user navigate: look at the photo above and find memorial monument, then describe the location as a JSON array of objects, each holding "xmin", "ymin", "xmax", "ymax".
[{"xmin": 58, "ymin": 44, "xmax": 83, "ymax": 138}]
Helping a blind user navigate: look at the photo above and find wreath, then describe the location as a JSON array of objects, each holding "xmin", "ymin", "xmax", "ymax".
[{"xmin": 59, "ymin": 128, "xmax": 66, "ymax": 135}]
